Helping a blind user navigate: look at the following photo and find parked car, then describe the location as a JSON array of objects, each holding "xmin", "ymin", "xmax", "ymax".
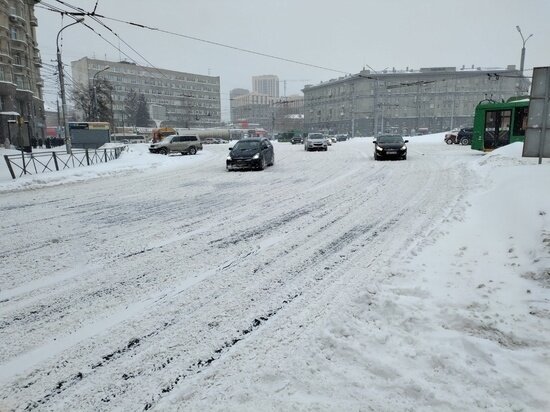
[
  {"xmin": 304, "ymin": 133, "xmax": 328, "ymax": 151},
  {"xmin": 290, "ymin": 135, "xmax": 303, "ymax": 144},
  {"xmin": 226, "ymin": 137, "xmax": 274, "ymax": 171},
  {"xmin": 336, "ymin": 134, "xmax": 349, "ymax": 142},
  {"xmin": 149, "ymin": 134, "xmax": 202, "ymax": 155},
  {"xmin": 456, "ymin": 127, "xmax": 473, "ymax": 145},
  {"xmin": 373, "ymin": 134, "xmax": 408, "ymax": 160},
  {"xmin": 444, "ymin": 129, "xmax": 460, "ymax": 144}
]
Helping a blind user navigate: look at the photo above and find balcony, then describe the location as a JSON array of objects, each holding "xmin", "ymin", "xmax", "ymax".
[
  {"xmin": 30, "ymin": 16, "xmax": 38, "ymax": 27},
  {"xmin": 9, "ymin": 13, "xmax": 26, "ymax": 27},
  {"xmin": 10, "ymin": 37, "xmax": 28, "ymax": 50}
]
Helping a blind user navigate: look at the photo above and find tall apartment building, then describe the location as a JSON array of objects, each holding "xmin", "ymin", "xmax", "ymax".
[
  {"xmin": 252, "ymin": 75, "xmax": 279, "ymax": 98},
  {"xmin": 0, "ymin": 0, "xmax": 46, "ymax": 147},
  {"xmin": 71, "ymin": 57, "xmax": 221, "ymax": 129},
  {"xmin": 303, "ymin": 66, "xmax": 529, "ymax": 136}
]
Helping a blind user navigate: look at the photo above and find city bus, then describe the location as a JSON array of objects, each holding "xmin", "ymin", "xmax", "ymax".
[{"xmin": 471, "ymin": 97, "xmax": 529, "ymax": 152}]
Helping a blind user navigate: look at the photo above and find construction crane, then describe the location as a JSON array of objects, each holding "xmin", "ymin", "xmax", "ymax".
[{"xmin": 279, "ymin": 79, "xmax": 310, "ymax": 97}]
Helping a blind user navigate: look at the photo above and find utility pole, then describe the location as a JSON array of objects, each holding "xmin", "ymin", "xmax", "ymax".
[
  {"xmin": 56, "ymin": 18, "xmax": 84, "ymax": 153},
  {"xmin": 351, "ymin": 79, "xmax": 356, "ymax": 138},
  {"xmin": 516, "ymin": 25, "xmax": 533, "ymax": 76}
]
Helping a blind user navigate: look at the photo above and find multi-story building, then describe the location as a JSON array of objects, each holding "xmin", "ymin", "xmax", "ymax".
[
  {"xmin": 273, "ymin": 94, "xmax": 304, "ymax": 133},
  {"xmin": 303, "ymin": 65, "xmax": 529, "ymax": 136},
  {"xmin": 0, "ymin": 0, "xmax": 46, "ymax": 147},
  {"xmin": 71, "ymin": 57, "xmax": 221, "ymax": 129},
  {"xmin": 252, "ymin": 75, "xmax": 279, "ymax": 98},
  {"xmin": 230, "ymin": 91, "xmax": 275, "ymax": 130},
  {"xmin": 230, "ymin": 90, "xmax": 305, "ymax": 133}
]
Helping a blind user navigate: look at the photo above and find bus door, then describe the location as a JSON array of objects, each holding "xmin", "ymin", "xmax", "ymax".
[{"xmin": 484, "ymin": 110, "xmax": 511, "ymax": 150}]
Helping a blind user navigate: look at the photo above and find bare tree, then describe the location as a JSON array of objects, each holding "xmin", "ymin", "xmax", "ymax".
[{"xmin": 72, "ymin": 78, "xmax": 114, "ymax": 125}]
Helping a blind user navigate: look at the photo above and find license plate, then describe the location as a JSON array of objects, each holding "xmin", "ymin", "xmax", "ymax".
[{"xmin": 386, "ymin": 150, "xmax": 397, "ymax": 154}]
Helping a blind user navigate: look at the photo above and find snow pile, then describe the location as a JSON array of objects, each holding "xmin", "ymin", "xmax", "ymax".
[{"xmin": 0, "ymin": 144, "xmax": 215, "ymax": 192}]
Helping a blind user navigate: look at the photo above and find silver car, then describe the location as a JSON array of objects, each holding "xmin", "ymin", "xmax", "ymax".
[
  {"xmin": 304, "ymin": 133, "xmax": 328, "ymax": 151},
  {"xmin": 149, "ymin": 134, "xmax": 203, "ymax": 155}
]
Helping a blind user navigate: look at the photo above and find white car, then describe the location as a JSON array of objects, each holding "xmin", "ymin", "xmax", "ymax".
[{"xmin": 304, "ymin": 133, "xmax": 328, "ymax": 151}]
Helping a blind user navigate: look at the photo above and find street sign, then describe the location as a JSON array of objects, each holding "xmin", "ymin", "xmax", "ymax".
[{"xmin": 523, "ymin": 66, "xmax": 550, "ymax": 162}]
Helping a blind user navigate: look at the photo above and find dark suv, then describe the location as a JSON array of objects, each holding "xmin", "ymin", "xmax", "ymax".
[
  {"xmin": 290, "ymin": 135, "xmax": 303, "ymax": 144},
  {"xmin": 457, "ymin": 127, "xmax": 473, "ymax": 145}
]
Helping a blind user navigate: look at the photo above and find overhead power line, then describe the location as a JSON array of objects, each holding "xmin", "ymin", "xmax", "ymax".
[{"xmin": 49, "ymin": 0, "xmax": 350, "ymax": 75}]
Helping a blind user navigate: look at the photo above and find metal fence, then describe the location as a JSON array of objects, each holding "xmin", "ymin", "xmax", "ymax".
[{"xmin": 3, "ymin": 147, "xmax": 126, "ymax": 180}]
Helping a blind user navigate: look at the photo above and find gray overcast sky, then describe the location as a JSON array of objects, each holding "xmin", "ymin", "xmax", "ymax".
[{"xmin": 35, "ymin": 0, "xmax": 549, "ymax": 118}]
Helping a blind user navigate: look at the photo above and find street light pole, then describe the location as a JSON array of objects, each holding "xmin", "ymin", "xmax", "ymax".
[
  {"xmin": 93, "ymin": 66, "xmax": 110, "ymax": 121},
  {"xmin": 516, "ymin": 25, "xmax": 533, "ymax": 76},
  {"xmin": 57, "ymin": 18, "xmax": 84, "ymax": 153}
]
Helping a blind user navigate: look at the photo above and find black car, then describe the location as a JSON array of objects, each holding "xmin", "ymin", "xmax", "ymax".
[
  {"xmin": 457, "ymin": 127, "xmax": 473, "ymax": 145},
  {"xmin": 373, "ymin": 134, "xmax": 408, "ymax": 160},
  {"xmin": 290, "ymin": 135, "xmax": 303, "ymax": 144},
  {"xmin": 226, "ymin": 138, "xmax": 275, "ymax": 171}
]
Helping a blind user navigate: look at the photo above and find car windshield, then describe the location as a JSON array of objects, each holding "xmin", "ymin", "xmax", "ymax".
[
  {"xmin": 377, "ymin": 135, "xmax": 403, "ymax": 144},
  {"xmin": 234, "ymin": 140, "xmax": 260, "ymax": 150},
  {"xmin": 308, "ymin": 134, "xmax": 324, "ymax": 139}
]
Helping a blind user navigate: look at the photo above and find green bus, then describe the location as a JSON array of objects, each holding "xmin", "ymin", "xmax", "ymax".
[{"xmin": 471, "ymin": 97, "xmax": 529, "ymax": 151}]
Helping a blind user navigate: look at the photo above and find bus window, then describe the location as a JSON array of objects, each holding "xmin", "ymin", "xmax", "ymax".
[{"xmin": 513, "ymin": 107, "xmax": 528, "ymax": 136}]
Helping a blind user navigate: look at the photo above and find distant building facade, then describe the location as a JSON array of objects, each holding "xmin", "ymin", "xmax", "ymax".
[
  {"xmin": 273, "ymin": 94, "xmax": 304, "ymax": 133},
  {"xmin": 303, "ymin": 65, "xmax": 529, "ymax": 136},
  {"xmin": 71, "ymin": 57, "xmax": 221, "ymax": 128},
  {"xmin": 252, "ymin": 75, "xmax": 279, "ymax": 98},
  {"xmin": 230, "ymin": 91, "xmax": 275, "ymax": 130},
  {"xmin": 0, "ymin": 0, "xmax": 46, "ymax": 146}
]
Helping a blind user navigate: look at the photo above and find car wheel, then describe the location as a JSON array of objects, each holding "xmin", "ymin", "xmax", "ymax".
[
  {"xmin": 188, "ymin": 146, "xmax": 197, "ymax": 155},
  {"xmin": 460, "ymin": 138, "xmax": 469, "ymax": 145},
  {"xmin": 402, "ymin": 155, "xmax": 407, "ymax": 160},
  {"xmin": 269, "ymin": 154, "xmax": 274, "ymax": 166},
  {"xmin": 258, "ymin": 157, "xmax": 266, "ymax": 170},
  {"xmin": 160, "ymin": 147, "xmax": 169, "ymax": 155},
  {"xmin": 445, "ymin": 138, "xmax": 453, "ymax": 145}
]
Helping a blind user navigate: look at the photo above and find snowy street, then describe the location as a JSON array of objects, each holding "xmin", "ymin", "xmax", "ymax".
[{"xmin": 1, "ymin": 137, "xmax": 549, "ymax": 411}]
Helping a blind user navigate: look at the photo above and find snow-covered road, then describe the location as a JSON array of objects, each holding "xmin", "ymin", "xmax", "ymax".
[{"xmin": 1, "ymin": 138, "xmax": 548, "ymax": 411}]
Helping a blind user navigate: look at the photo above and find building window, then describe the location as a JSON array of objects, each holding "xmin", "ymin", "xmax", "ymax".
[{"xmin": 10, "ymin": 27, "xmax": 18, "ymax": 40}]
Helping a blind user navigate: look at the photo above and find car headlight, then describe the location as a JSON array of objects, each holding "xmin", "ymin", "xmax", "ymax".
[
  {"xmin": 252, "ymin": 153, "xmax": 260, "ymax": 159},
  {"xmin": 376, "ymin": 146, "xmax": 384, "ymax": 151},
  {"xmin": 401, "ymin": 145, "xmax": 407, "ymax": 150},
  {"xmin": 226, "ymin": 155, "xmax": 232, "ymax": 160}
]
